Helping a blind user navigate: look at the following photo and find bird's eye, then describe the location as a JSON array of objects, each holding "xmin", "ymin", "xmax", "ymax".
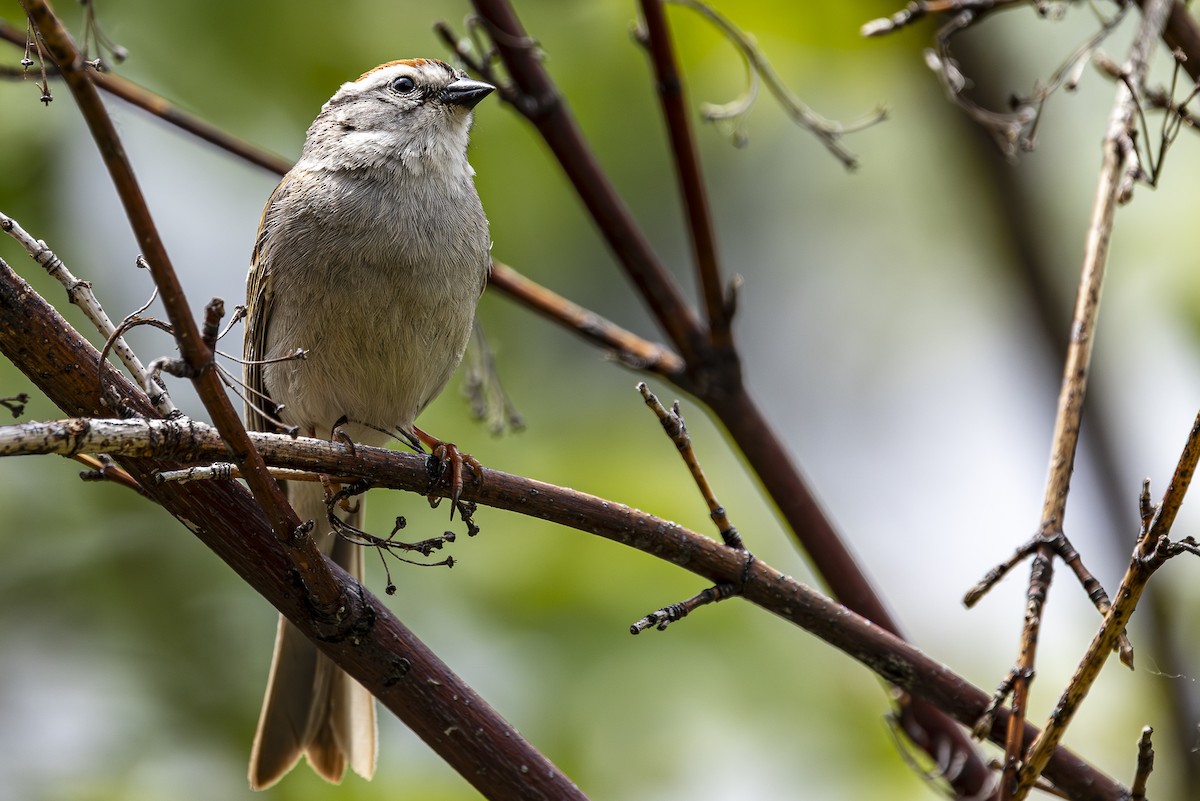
[{"xmin": 390, "ymin": 76, "xmax": 416, "ymax": 94}]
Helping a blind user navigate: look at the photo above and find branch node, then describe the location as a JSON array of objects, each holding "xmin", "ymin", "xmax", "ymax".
[
  {"xmin": 201, "ymin": 297, "xmax": 225, "ymax": 351},
  {"xmin": 1130, "ymin": 725, "xmax": 1154, "ymax": 800},
  {"xmin": 630, "ymin": 581, "xmax": 738, "ymax": 634},
  {"xmin": 291, "ymin": 517, "xmax": 315, "ymax": 545}
]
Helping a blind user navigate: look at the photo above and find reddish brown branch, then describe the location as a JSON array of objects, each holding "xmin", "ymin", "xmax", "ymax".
[
  {"xmin": 0, "ymin": 18, "xmax": 291, "ymax": 175},
  {"xmin": 488, "ymin": 261, "xmax": 686, "ymax": 376},
  {"xmin": 637, "ymin": 0, "xmax": 730, "ymax": 346},
  {"xmin": 468, "ymin": 0, "xmax": 710, "ymax": 369},
  {"xmin": 0, "ymin": 408, "xmax": 1133, "ymax": 801},
  {"xmin": 463, "ymin": 1, "xmax": 994, "ymax": 792}
]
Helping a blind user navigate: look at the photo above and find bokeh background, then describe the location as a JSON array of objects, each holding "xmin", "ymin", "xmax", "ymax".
[{"xmin": 2, "ymin": 1, "xmax": 1199, "ymax": 799}]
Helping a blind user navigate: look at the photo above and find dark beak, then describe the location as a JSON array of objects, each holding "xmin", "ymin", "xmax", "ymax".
[{"xmin": 441, "ymin": 77, "xmax": 495, "ymax": 110}]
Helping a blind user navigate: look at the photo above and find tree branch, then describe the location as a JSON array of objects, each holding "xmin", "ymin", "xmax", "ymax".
[
  {"xmin": 17, "ymin": 0, "xmax": 311, "ymax": 586},
  {"xmin": 637, "ymin": 0, "xmax": 730, "ymax": 346},
  {"xmin": 0, "ymin": 248, "xmax": 1134, "ymax": 799},
  {"xmin": 487, "ymin": 261, "xmax": 686, "ymax": 377},
  {"xmin": 467, "ymin": 0, "xmax": 711, "ymax": 370},
  {"xmin": 0, "ymin": 407, "xmax": 1137, "ymax": 801},
  {"xmin": 993, "ymin": 1, "xmax": 1174, "ymax": 797},
  {"xmin": 460, "ymin": 2, "xmax": 994, "ymax": 792},
  {"xmin": 0, "ymin": 18, "xmax": 292, "ymax": 175},
  {"xmin": 1012, "ymin": 411, "xmax": 1200, "ymax": 798},
  {"xmin": 0, "ymin": 253, "xmax": 588, "ymax": 801}
]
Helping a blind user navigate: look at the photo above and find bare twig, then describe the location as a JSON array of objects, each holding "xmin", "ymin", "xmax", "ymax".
[
  {"xmin": 637, "ymin": 0, "xmax": 730, "ymax": 344},
  {"xmin": 989, "ymin": 4, "xmax": 1174, "ymax": 796},
  {"xmin": 965, "ymin": 528, "xmax": 1131, "ymax": 663},
  {"xmin": 0, "ymin": 393, "xmax": 29, "ymax": 417},
  {"xmin": 0, "ymin": 19, "xmax": 290, "ymax": 175},
  {"xmin": 630, "ymin": 582, "xmax": 738, "ymax": 633},
  {"xmin": 923, "ymin": 3, "xmax": 1128, "ymax": 158},
  {"xmin": 633, "ymin": 382, "xmax": 746, "ymax": 633},
  {"xmin": 1130, "ymin": 726, "xmax": 1155, "ymax": 801},
  {"xmin": 1012, "ymin": 404, "xmax": 1200, "ymax": 798},
  {"xmin": 860, "ymin": 0, "xmax": 1200, "ymax": 93},
  {"xmin": 19, "ymin": 13, "xmax": 52, "ymax": 104},
  {"xmin": 0, "ymin": 210, "xmax": 175, "ymax": 416},
  {"xmin": 946, "ymin": 26, "xmax": 1200, "ymax": 787},
  {"xmin": 156, "ymin": 463, "xmax": 318, "ymax": 484},
  {"xmin": 73, "ymin": 452, "xmax": 146, "ymax": 495},
  {"xmin": 862, "ymin": 0, "xmax": 1029, "ymax": 38},
  {"xmin": 666, "ymin": 0, "xmax": 884, "ymax": 168},
  {"xmin": 1095, "ymin": 48, "xmax": 1200, "ymax": 186},
  {"xmin": 78, "ymin": 0, "xmax": 126, "ymax": 66},
  {"xmin": 638, "ymin": 382, "xmax": 742, "ymax": 548},
  {"xmin": 488, "ymin": 262, "xmax": 686, "ymax": 377}
]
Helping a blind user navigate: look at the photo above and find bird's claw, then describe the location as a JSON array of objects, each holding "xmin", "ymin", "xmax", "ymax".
[{"xmin": 426, "ymin": 441, "xmax": 481, "ymax": 514}]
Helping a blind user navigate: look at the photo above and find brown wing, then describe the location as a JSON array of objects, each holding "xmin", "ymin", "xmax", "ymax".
[{"xmin": 243, "ymin": 180, "xmax": 284, "ymax": 435}]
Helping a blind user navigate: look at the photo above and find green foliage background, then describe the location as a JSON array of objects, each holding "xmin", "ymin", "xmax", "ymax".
[{"xmin": 1, "ymin": 1, "xmax": 1198, "ymax": 799}]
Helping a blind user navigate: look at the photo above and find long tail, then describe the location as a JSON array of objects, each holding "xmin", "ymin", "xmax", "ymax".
[{"xmin": 248, "ymin": 481, "xmax": 377, "ymax": 790}]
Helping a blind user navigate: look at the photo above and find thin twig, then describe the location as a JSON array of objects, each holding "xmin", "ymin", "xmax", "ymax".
[
  {"xmin": 156, "ymin": 463, "xmax": 326, "ymax": 484},
  {"xmin": 1130, "ymin": 726, "xmax": 1155, "ymax": 801},
  {"xmin": 638, "ymin": 382, "xmax": 742, "ymax": 548},
  {"xmin": 667, "ymin": 0, "xmax": 884, "ymax": 169},
  {"xmin": 923, "ymin": 3, "xmax": 1128, "ymax": 158},
  {"xmin": 78, "ymin": 0, "xmax": 126, "ymax": 66},
  {"xmin": 989, "ymin": 3, "xmax": 1174, "ymax": 795},
  {"xmin": 637, "ymin": 0, "xmax": 730, "ymax": 345},
  {"xmin": 21, "ymin": 12, "xmax": 52, "ymax": 104},
  {"xmin": 0, "ymin": 209, "xmax": 175, "ymax": 416},
  {"xmin": 0, "ymin": 18, "xmax": 291, "ymax": 175},
  {"xmin": 73, "ymin": 452, "xmax": 147, "ymax": 495},
  {"xmin": 0, "ymin": 393, "xmax": 29, "ymax": 417},
  {"xmin": 632, "ymin": 383, "xmax": 747, "ymax": 633},
  {"xmin": 862, "ymin": 0, "xmax": 1028, "ymax": 37},
  {"xmin": 1013, "ymin": 401, "xmax": 1200, "ymax": 798},
  {"xmin": 488, "ymin": 261, "xmax": 686, "ymax": 376},
  {"xmin": 630, "ymin": 582, "xmax": 738, "ymax": 633},
  {"xmin": 1095, "ymin": 48, "xmax": 1200, "ymax": 185}
]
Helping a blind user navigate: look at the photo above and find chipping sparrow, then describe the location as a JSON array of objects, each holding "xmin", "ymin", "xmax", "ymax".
[{"xmin": 243, "ymin": 58, "xmax": 493, "ymax": 789}]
